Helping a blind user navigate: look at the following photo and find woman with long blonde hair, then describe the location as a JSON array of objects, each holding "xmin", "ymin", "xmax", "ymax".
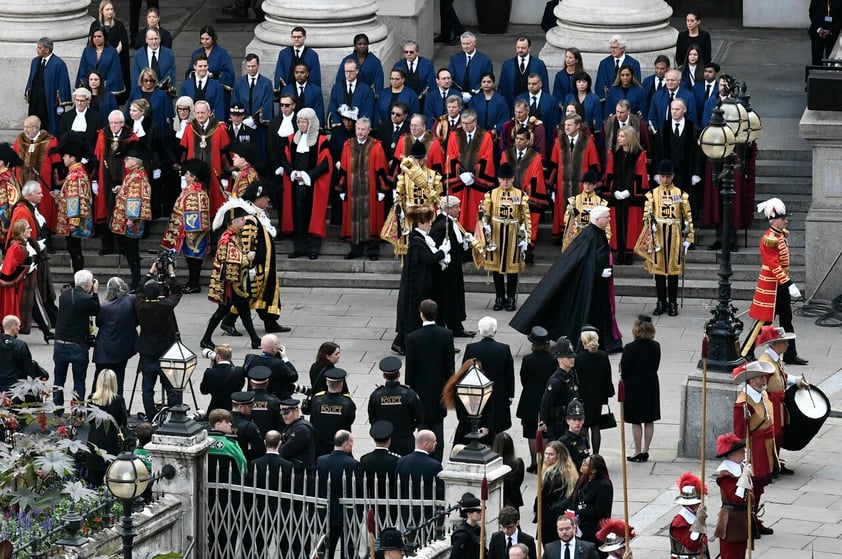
[
  {"xmin": 535, "ymin": 441, "xmax": 579, "ymax": 544},
  {"xmin": 85, "ymin": 369, "xmax": 128, "ymax": 486}
]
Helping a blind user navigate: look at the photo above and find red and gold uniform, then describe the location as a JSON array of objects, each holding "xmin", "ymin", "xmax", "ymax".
[
  {"xmin": 0, "ymin": 168, "xmax": 22, "ymax": 235},
  {"xmin": 229, "ymin": 164, "xmax": 258, "ymax": 198},
  {"xmin": 669, "ymin": 511, "xmax": 708, "ymax": 559},
  {"xmin": 208, "ymin": 228, "xmax": 249, "ymax": 305},
  {"xmin": 338, "ymin": 137, "xmax": 389, "ymax": 242},
  {"xmin": 393, "ymin": 132, "xmax": 445, "ymax": 178},
  {"xmin": 55, "ymin": 162, "xmax": 92, "ymax": 238},
  {"xmin": 481, "ymin": 185, "xmax": 531, "ymax": 275},
  {"xmin": 14, "ymin": 130, "xmax": 59, "ymax": 231},
  {"xmin": 391, "ymin": 157, "xmax": 442, "ymax": 257},
  {"xmin": 180, "ymin": 118, "xmax": 230, "ymax": 214},
  {"xmin": 446, "ymin": 127, "xmax": 495, "ymax": 232},
  {"xmin": 110, "ymin": 166, "xmax": 151, "ymax": 238},
  {"xmin": 604, "ymin": 147, "xmax": 648, "ymax": 260},
  {"xmin": 562, "ymin": 190, "xmax": 611, "ymax": 252},
  {"xmin": 501, "ymin": 147, "xmax": 547, "ymax": 244},
  {"xmin": 160, "ymin": 184, "xmax": 210, "ymax": 258},
  {"xmin": 549, "ymin": 134, "xmax": 600, "ymax": 238},
  {"xmin": 93, "ymin": 127, "xmax": 137, "ymax": 226},
  {"xmin": 715, "ymin": 451, "xmax": 750, "ymax": 559},
  {"xmin": 749, "ymin": 225, "xmax": 791, "ymax": 323},
  {"xmin": 734, "ymin": 385, "xmax": 774, "ymax": 485}
]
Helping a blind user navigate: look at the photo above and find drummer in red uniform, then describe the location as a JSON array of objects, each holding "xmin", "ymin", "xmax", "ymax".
[
  {"xmin": 669, "ymin": 471, "xmax": 708, "ymax": 559},
  {"xmin": 732, "ymin": 360, "xmax": 776, "ymax": 538},
  {"xmin": 740, "ymin": 197, "xmax": 808, "ymax": 365},
  {"xmin": 714, "ymin": 433, "xmax": 750, "ymax": 559},
  {"xmin": 755, "ymin": 325, "xmax": 809, "ymax": 476}
]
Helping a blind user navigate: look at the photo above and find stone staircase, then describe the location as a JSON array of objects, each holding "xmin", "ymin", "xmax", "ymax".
[{"xmin": 46, "ymin": 146, "xmax": 810, "ymax": 303}]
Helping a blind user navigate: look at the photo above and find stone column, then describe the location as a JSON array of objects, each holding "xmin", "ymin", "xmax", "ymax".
[
  {"xmin": 678, "ymin": 369, "xmax": 739, "ymax": 458},
  {"xmin": 0, "ymin": 0, "xmax": 91, "ymax": 134},
  {"xmin": 145, "ymin": 430, "xmax": 214, "ymax": 558},
  {"xmin": 438, "ymin": 456, "xmax": 510, "ymax": 531},
  {"xmin": 539, "ymin": 0, "xmax": 677, "ymax": 77},
  {"xmin": 378, "ymin": 0, "xmax": 433, "ymax": 64},
  {"xmin": 246, "ymin": 0, "xmax": 398, "ymax": 105}
]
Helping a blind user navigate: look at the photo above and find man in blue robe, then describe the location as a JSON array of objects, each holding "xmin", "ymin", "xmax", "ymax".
[{"xmin": 25, "ymin": 37, "xmax": 72, "ymax": 136}]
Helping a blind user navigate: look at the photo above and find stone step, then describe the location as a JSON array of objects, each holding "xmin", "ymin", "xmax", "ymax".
[
  {"xmin": 755, "ymin": 148, "xmax": 811, "ymax": 162},
  {"xmin": 755, "ymin": 176, "xmax": 812, "ymax": 195},
  {"xmin": 755, "ymin": 159, "xmax": 812, "ymax": 178}
]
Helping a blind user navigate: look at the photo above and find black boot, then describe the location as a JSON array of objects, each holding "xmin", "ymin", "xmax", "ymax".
[
  {"xmin": 668, "ymin": 302, "xmax": 678, "ymax": 316},
  {"xmin": 505, "ymin": 297, "xmax": 517, "ymax": 311},
  {"xmin": 493, "ymin": 297, "xmax": 505, "ymax": 311},
  {"xmin": 653, "ymin": 300, "xmax": 667, "ymax": 315}
]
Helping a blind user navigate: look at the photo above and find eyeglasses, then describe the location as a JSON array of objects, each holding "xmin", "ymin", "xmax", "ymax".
[
  {"xmin": 390, "ymin": 112, "xmax": 404, "ymax": 116},
  {"xmin": 280, "ymin": 103, "xmax": 293, "ymax": 107},
  {"xmin": 404, "ymin": 50, "xmax": 416, "ymax": 54},
  {"xmin": 177, "ymin": 106, "xmax": 190, "ymax": 110},
  {"xmin": 142, "ymin": 78, "xmax": 156, "ymax": 83}
]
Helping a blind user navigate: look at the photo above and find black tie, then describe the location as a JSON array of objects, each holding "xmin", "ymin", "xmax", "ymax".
[
  {"xmin": 299, "ymin": 85, "xmax": 305, "ymax": 99},
  {"xmin": 668, "ymin": 91, "xmax": 675, "ymax": 119},
  {"xmin": 36, "ymin": 58, "xmax": 46, "ymax": 78},
  {"xmin": 442, "ymin": 90, "xmax": 447, "ymax": 103},
  {"xmin": 346, "ymin": 82, "xmax": 353, "ymax": 105},
  {"xmin": 531, "ymin": 95, "xmax": 538, "ymax": 111},
  {"xmin": 151, "ymin": 50, "xmax": 160, "ymax": 75},
  {"xmin": 197, "ymin": 79, "xmax": 204, "ymax": 91},
  {"xmin": 564, "ymin": 543, "xmax": 571, "ymax": 559},
  {"xmin": 675, "ymin": 122, "xmax": 680, "ymax": 136},
  {"xmin": 507, "ymin": 537, "xmax": 512, "ymax": 551},
  {"xmin": 463, "ymin": 55, "xmax": 472, "ymax": 91},
  {"xmin": 519, "ymin": 57, "xmax": 526, "ymax": 74},
  {"xmin": 658, "ymin": 77, "xmax": 664, "ymax": 90},
  {"xmin": 517, "ymin": 151, "xmax": 523, "ymax": 161},
  {"xmin": 569, "ymin": 138, "xmax": 575, "ymax": 151},
  {"xmin": 705, "ymin": 84, "xmax": 711, "ymax": 98},
  {"xmin": 615, "ymin": 58, "xmax": 620, "ymax": 76},
  {"xmin": 467, "ymin": 132, "xmax": 473, "ymax": 144},
  {"xmin": 450, "ymin": 119, "xmax": 456, "ymax": 129},
  {"xmin": 249, "ymin": 77, "xmax": 255, "ymax": 110},
  {"xmin": 409, "ymin": 61, "xmax": 415, "ymax": 75}
]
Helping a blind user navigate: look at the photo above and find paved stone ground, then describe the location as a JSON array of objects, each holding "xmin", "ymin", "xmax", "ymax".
[{"xmin": 26, "ymin": 3, "xmax": 842, "ymax": 557}]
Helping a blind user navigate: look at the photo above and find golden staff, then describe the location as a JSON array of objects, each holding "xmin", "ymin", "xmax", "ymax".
[{"xmin": 696, "ymin": 336, "xmax": 710, "ymax": 557}]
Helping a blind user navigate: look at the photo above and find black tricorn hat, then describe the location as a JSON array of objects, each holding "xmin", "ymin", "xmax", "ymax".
[
  {"xmin": 229, "ymin": 141, "xmax": 257, "ymax": 163},
  {"xmin": 410, "ymin": 140, "xmax": 426, "ymax": 158},
  {"xmin": 124, "ymin": 141, "xmax": 150, "ymax": 163},
  {"xmin": 241, "ymin": 180, "xmax": 272, "ymax": 202},
  {"xmin": 181, "ymin": 158, "xmax": 211, "ymax": 187},
  {"xmin": 51, "ymin": 134, "xmax": 87, "ymax": 162},
  {"xmin": 0, "ymin": 143, "xmax": 23, "ymax": 168}
]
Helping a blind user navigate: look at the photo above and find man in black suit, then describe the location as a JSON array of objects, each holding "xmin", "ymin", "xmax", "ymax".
[
  {"xmin": 266, "ymin": 93, "xmax": 299, "ymax": 212},
  {"xmin": 396, "ymin": 430, "xmax": 444, "ymax": 532},
  {"xmin": 463, "ymin": 316, "xmax": 515, "ymax": 435},
  {"xmin": 543, "ymin": 515, "xmax": 599, "ymax": 559},
  {"xmin": 404, "ymin": 300, "xmax": 455, "ymax": 461},
  {"xmin": 58, "ymin": 88, "xmax": 104, "ymax": 148},
  {"xmin": 360, "ymin": 421, "xmax": 399, "ymax": 525},
  {"xmin": 243, "ymin": 334, "xmax": 299, "ymax": 401},
  {"xmin": 489, "ymin": 506, "xmax": 537, "ymax": 559},
  {"xmin": 654, "ymin": 98, "xmax": 702, "ymax": 225},
  {"xmin": 375, "ymin": 101, "xmax": 410, "ymax": 161},
  {"xmin": 199, "ymin": 343, "xmax": 245, "ymax": 413},
  {"xmin": 316, "ymin": 430, "xmax": 362, "ymax": 559}
]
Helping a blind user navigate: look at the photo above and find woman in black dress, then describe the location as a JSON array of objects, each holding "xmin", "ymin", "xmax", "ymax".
[
  {"xmin": 492, "ymin": 432, "xmax": 524, "ymax": 510},
  {"xmin": 572, "ymin": 454, "xmax": 613, "ymax": 555},
  {"xmin": 620, "ymin": 314, "xmax": 661, "ymax": 462},
  {"xmin": 675, "ymin": 11, "xmax": 712, "ymax": 67},
  {"xmin": 516, "ymin": 326, "xmax": 556, "ymax": 473},
  {"xmin": 308, "ymin": 341, "xmax": 348, "ymax": 394},
  {"xmin": 534, "ymin": 441, "xmax": 578, "ymax": 544},
  {"xmin": 85, "ymin": 369, "xmax": 128, "ymax": 486},
  {"xmin": 576, "ymin": 327, "xmax": 614, "ymax": 454}
]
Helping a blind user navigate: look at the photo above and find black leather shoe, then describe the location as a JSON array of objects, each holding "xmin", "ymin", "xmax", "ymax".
[
  {"xmin": 731, "ymin": 242, "xmax": 739, "ymax": 253},
  {"xmin": 288, "ymin": 251, "xmax": 305, "ymax": 258},
  {"xmin": 453, "ymin": 330, "xmax": 476, "ymax": 338},
  {"xmin": 505, "ymin": 298, "xmax": 517, "ymax": 311},
  {"xmin": 668, "ymin": 303, "xmax": 678, "ymax": 316},
  {"xmin": 368, "ymin": 254, "xmax": 379, "ymax": 261},
  {"xmin": 687, "ymin": 243, "xmax": 695, "ymax": 250},
  {"xmin": 182, "ymin": 285, "xmax": 201, "ymax": 294},
  {"xmin": 454, "ymin": 348, "xmax": 461, "ymax": 354},
  {"xmin": 344, "ymin": 251, "xmax": 362, "ymax": 260},
  {"xmin": 200, "ymin": 339, "xmax": 215, "ymax": 351},
  {"xmin": 526, "ymin": 464, "xmax": 537, "ymax": 474},
  {"xmin": 492, "ymin": 297, "xmax": 504, "ymax": 311},
  {"xmin": 653, "ymin": 301, "xmax": 666, "ymax": 315},
  {"xmin": 390, "ymin": 343, "xmax": 405, "ymax": 356},
  {"xmin": 707, "ymin": 241, "xmax": 722, "ymax": 251},
  {"xmin": 265, "ymin": 322, "xmax": 292, "ymax": 333},
  {"xmin": 251, "ymin": 339, "xmax": 261, "ymax": 349},
  {"xmin": 784, "ymin": 355, "xmax": 809, "ymax": 365},
  {"xmin": 43, "ymin": 331, "xmax": 55, "ymax": 344},
  {"xmin": 308, "ymin": 252, "xmax": 319, "ymax": 260},
  {"xmin": 220, "ymin": 323, "xmax": 242, "ymax": 336},
  {"xmin": 778, "ymin": 464, "xmax": 795, "ymax": 475},
  {"xmin": 757, "ymin": 523, "xmax": 774, "ymax": 535}
]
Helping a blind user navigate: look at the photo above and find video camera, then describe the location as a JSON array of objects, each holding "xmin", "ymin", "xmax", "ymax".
[{"xmin": 155, "ymin": 250, "xmax": 177, "ymax": 286}]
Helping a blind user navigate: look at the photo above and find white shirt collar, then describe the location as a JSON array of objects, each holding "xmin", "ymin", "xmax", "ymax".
[
  {"xmin": 765, "ymin": 347, "xmax": 780, "ymax": 360},
  {"xmin": 745, "ymin": 384, "xmax": 763, "ymax": 403},
  {"xmin": 717, "ymin": 459, "xmax": 742, "ymax": 477},
  {"xmin": 678, "ymin": 507, "xmax": 696, "ymax": 524}
]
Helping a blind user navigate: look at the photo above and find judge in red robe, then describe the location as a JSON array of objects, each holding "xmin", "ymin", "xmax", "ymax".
[
  {"xmin": 604, "ymin": 126, "xmax": 649, "ymax": 265},
  {"xmin": 179, "ymin": 100, "xmax": 229, "ymax": 215},
  {"xmin": 445, "ymin": 112, "xmax": 495, "ymax": 232},
  {"xmin": 280, "ymin": 107, "xmax": 332, "ymax": 260},
  {"xmin": 338, "ymin": 119, "xmax": 389, "ymax": 259},
  {"xmin": 549, "ymin": 114, "xmax": 600, "ymax": 239}
]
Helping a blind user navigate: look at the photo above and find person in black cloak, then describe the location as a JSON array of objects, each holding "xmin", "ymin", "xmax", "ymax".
[{"xmin": 510, "ymin": 204, "xmax": 622, "ymax": 352}]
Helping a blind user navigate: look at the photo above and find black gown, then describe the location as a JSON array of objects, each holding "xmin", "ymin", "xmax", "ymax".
[
  {"xmin": 510, "ymin": 223, "xmax": 621, "ymax": 351},
  {"xmin": 394, "ymin": 229, "xmax": 445, "ymax": 344},
  {"xmin": 429, "ymin": 213, "xmax": 467, "ymax": 329}
]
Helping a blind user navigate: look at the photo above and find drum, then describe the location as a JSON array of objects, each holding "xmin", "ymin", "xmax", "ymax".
[{"xmin": 782, "ymin": 384, "xmax": 830, "ymax": 451}]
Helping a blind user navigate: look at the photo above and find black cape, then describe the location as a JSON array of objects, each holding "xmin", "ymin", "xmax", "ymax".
[
  {"xmin": 430, "ymin": 213, "xmax": 467, "ymax": 327},
  {"xmin": 510, "ymin": 223, "xmax": 621, "ymax": 350},
  {"xmin": 395, "ymin": 229, "xmax": 445, "ymax": 336}
]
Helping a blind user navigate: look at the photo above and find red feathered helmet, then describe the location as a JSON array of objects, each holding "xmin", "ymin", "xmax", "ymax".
[
  {"xmin": 596, "ymin": 519, "xmax": 635, "ymax": 553},
  {"xmin": 675, "ymin": 471, "xmax": 707, "ymax": 505},
  {"xmin": 716, "ymin": 433, "xmax": 746, "ymax": 459}
]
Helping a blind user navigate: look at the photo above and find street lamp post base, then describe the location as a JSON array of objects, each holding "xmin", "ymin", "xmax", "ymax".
[{"xmin": 156, "ymin": 404, "xmax": 204, "ymax": 437}]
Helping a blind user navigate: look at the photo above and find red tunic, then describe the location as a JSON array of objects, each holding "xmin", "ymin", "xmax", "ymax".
[
  {"xmin": 669, "ymin": 512, "xmax": 708, "ymax": 558},
  {"xmin": 180, "ymin": 119, "xmax": 230, "ymax": 215},
  {"xmin": 604, "ymin": 148, "xmax": 648, "ymax": 251},
  {"xmin": 734, "ymin": 390, "xmax": 775, "ymax": 482},
  {"xmin": 93, "ymin": 129, "xmax": 138, "ymax": 223},
  {"xmin": 748, "ymin": 226, "xmax": 790, "ymax": 323},
  {"xmin": 446, "ymin": 128, "xmax": 496, "ymax": 232},
  {"xmin": 500, "ymin": 148, "xmax": 547, "ymax": 243},
  {"xmin": 0, "ymin": 240, "xmax": 29, "ymax": 320},
  {"xmin": 549, "ymin": 135, "xmax": 601, "ymax": 237},
  {"xmin": 110, "ymin": 166, "xmax": 152, "ymax": 237},
  {"xmin": 55, "ymin": 163, "xmax": 92, "ymax": 238},
  {"xmin": 281, "ymin": 133, "xmax": 332, "ymax": 237},
  {"xmin": 339, "ymin": 137, "xmax": 389, "ymax": 240},
  {"xmin": 14, "ymin": 132, "xmax": 59, "ymax": 232},
  {"xmin": 714, "ymin": 468, "xmax": 749, "ymax": 559}
]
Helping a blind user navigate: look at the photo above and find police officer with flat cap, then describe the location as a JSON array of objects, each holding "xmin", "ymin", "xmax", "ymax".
[
  {"xmin": 310, "ymin": 367, "xmax": 357, "ymax": 457},
  {"xmin": 450, "ymin": 492, "xmax": 485, "ymax": 559},
  {"xmin": 559, "ymin": 398, "xmax": 591, "ymax": 470},
  {"xmin": 279, "ymin": 398, "xmax": 317, "ymax": 472},
  {"xmin": 231, "ymin": 391, "xmax": 267, "ymax": 461},
  {"xmin": 539, "ymin": 336, "xmax": 581, "ymax": 441},
  {"xmin": 367, "ymin": 356, "xmax": 425, "ymax": 456},
  {"xmin": 378, "ymin": 526, "xmax": 410, "ymax": 558},
  {"xmin": 248, "ymin": 365, "xmax": 282, "ymax": 436},
  {"xmin": 360, "ymin": 420, "xmax": 400, "ymax": 498}
]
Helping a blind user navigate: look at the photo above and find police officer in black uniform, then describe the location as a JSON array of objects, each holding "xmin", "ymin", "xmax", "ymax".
[
  {"xmin": 247, "ymin": 365, "xmax": 282, "ymax": 436},
  {"xmin": 450, "ymin": 493, "xmax": 484, "ymax": 559},
  {"xmin": 558, "ymin": 398, "xmax": 591, "ymax": 470},
  {"xmin": 367, "ymin": 357, "xmax": 425, "ymax": 456},
  {"xmin": 360, "ymin": 420, "xmax": 400, "ymax": 502},
  {"xmin": 279, "ymin": 398, "xmax": 316, "ymax": 472},
  {"xmin": 539, "ymin": 336, "xmax": 581, "ymax": 441},
  {"xmin": 230, "ymin": 391, "xmax": 267, "ymax": 462},
  {"xmin": 309, "ymin": 368, "xmax": 356, "ymax": 457}
]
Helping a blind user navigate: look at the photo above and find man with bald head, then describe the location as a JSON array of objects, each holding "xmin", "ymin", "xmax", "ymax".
[
  {"xmin": 647, "ymin": 69, "xmax": 697, "ymax": 131},
  {"xmin": 396, "ymin": 430, "xmax": 445, "ymax": 496},
  {"xmin": 14, "ymin": 116, "xmax": 60, "ymax": 237}
]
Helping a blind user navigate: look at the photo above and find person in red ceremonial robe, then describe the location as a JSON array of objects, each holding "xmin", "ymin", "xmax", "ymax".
[
  {"xmin": 110, "ymin": 142, "xmax": 152, "ymax": 290},
  {"xmin": 732, "ymin": 361, "xmax": 775, "ymax": 538},
  {"xmin": 393, "ymin": 114, "xmax": 445, "ymax": 177},
  {"xmin": 160, "ymin": 159, "xmax": 211, "ymax": 294},
  {"xmin": 280, "ymin": 107, "xmax": 332, "ymax": 261},
  {"xmin": 549, "ymin": 114, "xmax": 600, "ymax": 241},
  {"xmin": 225, "ymin": 141, "xmax": 259, "ymax": 198},
  {"xmin": 604, "ymin": 126, "xmax": 648, "ymax": 265},
  {"xmin": 0, "ymin": 220, "xmax": 33, "ymax": 320},
  {"xmin": 740, "ymin": 198, "xmax": 808, "ymax": 365},
  {"xmin": 714, "ymin": 433, "xmax": 750, "ymax": 559},
  {"xmin": 445, "ymin": 108, "xmax": 495, "ymax": 233},
  {"xmin": 52, "ymin": 137, "xmax": 93, "ymax": 273},
  {"xmin": 500, "ymin": 127, "xmax": 548, "ymax": 265},
  {"xmin": 180, "ymin": 100, "xmax": 229, "ymax": 215},
  {"xmin": 14, "ymin": 116, "xmax": 60, "ymax": 236},
  {"xmin": 0, "ymin": 144, "xmax": 24, "ymax": 240},
  {"xmin": 338, "ymin": 117, "xmax": 389, "ymax": 260},
  {"xmin": 669, "ymin": 471, "xmax": 708, "ymax": 559},
  {"xmin": 93, "ymin": 110, "xmax": 137, "ymax": 256},
  {"xmin": 500, "ymin": 99, "xmax": 547, "ymax": 157}
]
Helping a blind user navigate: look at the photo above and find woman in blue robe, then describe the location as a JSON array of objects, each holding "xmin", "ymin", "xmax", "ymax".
[
  {"xmin": 77, "ymin": 26, "xmax": 125, "ymax": 97},
  {"xmin": 469, "ymin": 72, "xmax": 510, "ymax": 138},
  {"xmin": 335, "ymin": 33, "xmax": 384, "ymax": 91},
  {"xmin": 605, "ymin": 65, "xmax": 647, "ymax": 117},
  {"xmin": 188, "ymin": 26, "xmax": 236, "ymax": 120},
  {"xmin": 86, "ymin": 70, "xmax": 119, "ymax": 117}
]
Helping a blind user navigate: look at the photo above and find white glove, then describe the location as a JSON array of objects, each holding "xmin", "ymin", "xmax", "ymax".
[
  {"xmin": 339, "ymin": 193, "xmax": 346, "ymax": 201},
  {"xmin": 152, "ymin": 169, "xmax": 162, "ymax": 180},
  {"xmin": 461, "ymin": 92, "xmax": 472, "ymax": 104},
  {"xmin": 691, "ymin": 175, "xmax": 701, "ymax": 185},
  {"xmin": 798, "ymin": 375, "xmax": 810, "ymax": 388},
  {"xmin": 56, "ymin": 106, "xmax": 64, "ymax": 115},
  {"xmin": 91, "ymin": 180, "xmax": 99, "ymax": 195},
  {"xmin": 613, "ymin": 190, "xmax": 623, "ymax": 200},
  {"xmin": 518, "ymin": 239, "xmax": 528, "ymax": 252},
  {"xmin": 551, "ymin": 192, "xmax": 556, "ymax": 203},
  {"xmin": 683, "ymin": 240, "xmax": 691, "ymax": 254},
  {"xmin": 392, "ymin": 189, "xmax": 398, "ymax": 201},
  {"xmin": 334, "ymin": 161, "xmax": 341, "ymax": 170},
  {"xmin": 299, "ymin": 171, "xmax": 312, "ymax": 186},
  {"xmin": 601, "ymin": 267, "xmax": 612, "ymax": 278},
  {"xmin": 788, "ymin": 283, "xmax": 802, "ymax": 298},
  {"xmin": 37, "ymin": 239, "xmax": 47, "ymax": 252},
  {"xmin": 81, "ymin": 157, "xmax": 89, "ymax": 165},
  {"xmin": 377, "ymin": 192, "xmax": 385, "ymax": 202},
  {"xmin": 243, "ymin": 117, "xmax": 256, "ymax": 128},
  {"xmin": 248, "ymin": 268, "xmax": 257, "ymax": 279},
  {"xmin": 231, "ymin": 170, "xmax": 240, "ymax": 181},
  {"xmin": 28, "ymin": 263, "xmax": 37, "ymax": 274},
  {"xmin": 441, "ymin": 237, "xmax": 451, "ymax": 254},
  {"xmin": 443, "ymin": 253, "xmax": 452, "ymax": 265},
  {"xmin": 459, "ymin": 171, "xmax": 475, "ymax": 185},
  {"xmin": 620, "ymin": 190, "xmax": 631, "ymax": 200},
  {"xmin": 180, "ymin": 176, "xmax": 188, "ymax": 190},
  {"xmin": 221, "ymin": 178, "xmax": 229, "ymax": 189},
  {"xmin": 653, "ymin": 174, "xmax": 660, "ymax": 183},
  {"xmin": 275, "ymin": 166, "xmax": 285, "ymax": 176}
]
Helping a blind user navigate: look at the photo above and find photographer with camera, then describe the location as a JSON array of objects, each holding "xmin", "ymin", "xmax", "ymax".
[
  {"xmin": 0, "ymin": 315, "xmax": 36, "ymax": 392},
  {"xmin": 199, "ymin": 344, "xmax": 246, "ymax": 413},
  {"xmin": 53, "ymin": 269, "xmax": 101, "ymax": 412},
  {"xmin": 135, "ymin": 273, "xmax": 182, "ymax": 421},
  {"xmin": 243, "ymin": 333, "xmax": 299, "ymax": 401}
]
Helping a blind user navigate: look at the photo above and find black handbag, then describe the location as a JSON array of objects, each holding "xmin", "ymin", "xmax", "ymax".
[{"xmin": 599, "ymin": 404, "xmax": 617, "ymax": 430}]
